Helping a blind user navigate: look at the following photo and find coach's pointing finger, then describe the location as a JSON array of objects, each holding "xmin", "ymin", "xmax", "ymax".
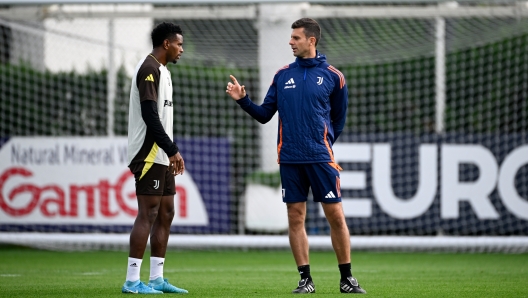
[
  {"xmin": 230, "ymin": 75, "xmax": 239, "ymax": 85},
  {"xmin": 226, "ymin": 75, "xmax": 246, "ymax": 100}
]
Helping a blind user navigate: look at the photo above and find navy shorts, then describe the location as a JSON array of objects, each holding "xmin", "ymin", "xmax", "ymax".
[{"xmin": 280, "ymin": 163, "xmax": 341, "ymax": 203}]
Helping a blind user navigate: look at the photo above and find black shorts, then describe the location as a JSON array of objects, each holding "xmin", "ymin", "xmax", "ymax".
[{"xmin": 128, "ymin": 162, "xmax": 176, "ymax": 196}]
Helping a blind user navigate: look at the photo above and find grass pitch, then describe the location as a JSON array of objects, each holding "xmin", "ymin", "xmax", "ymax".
[{"xmin": 0, "ymin": 245, "xmax": 527, "ymax": 297}]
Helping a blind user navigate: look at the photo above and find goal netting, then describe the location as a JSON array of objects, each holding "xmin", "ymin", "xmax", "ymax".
[{"xmin": 0, "ymin": 1, "xmax": 527, "ymax": 252}]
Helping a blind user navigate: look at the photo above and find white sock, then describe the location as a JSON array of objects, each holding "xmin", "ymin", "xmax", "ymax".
[
  {"xmin": 126, "ymin": 257, "xmax": 142, "ymax": 282},
  {"xmin": 149, "ymin": 257, "xmax": 165, "ymax": 281}
]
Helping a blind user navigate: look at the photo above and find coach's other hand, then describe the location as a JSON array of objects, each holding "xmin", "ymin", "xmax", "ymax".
[{"xmin": 226, "ymin": 75, "xmax": 246, "ymax": 100}]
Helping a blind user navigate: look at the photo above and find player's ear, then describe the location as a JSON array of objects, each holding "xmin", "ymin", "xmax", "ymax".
[{"xmin": 163, "ymin": 39, "xmax": 170, "ymax": 50}]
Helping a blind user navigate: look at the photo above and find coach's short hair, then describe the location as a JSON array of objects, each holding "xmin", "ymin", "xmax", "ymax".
[
  {"xmin": 151, "ymin": 22, "xmax": 183, "ymax": 48},
  {"xmin": 291, "ymin": 18, "xmax": 321, "ymax": 46}
]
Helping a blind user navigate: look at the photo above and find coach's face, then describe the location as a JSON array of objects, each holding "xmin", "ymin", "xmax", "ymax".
[
  {"xmin": 166, "ymin": 34, "xmax": 184, "ymax": 64},
  {"xmin": 289, "ymin": 28, "xmax": 314, "ymax": 58}
]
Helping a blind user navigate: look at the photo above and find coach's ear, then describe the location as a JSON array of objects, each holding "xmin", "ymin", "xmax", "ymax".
[{"xmin": 309, "ymin": 36, "xmax": 316, "ymax": 46}]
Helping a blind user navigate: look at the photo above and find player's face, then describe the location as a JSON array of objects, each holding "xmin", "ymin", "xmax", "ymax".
[
  {"xmin": 289, "ymin": 28, "xmax": 313, "ymax": 58},
  {"xmin": 167, "ymin": 34, "xmax": 184, "ymax": 64}
]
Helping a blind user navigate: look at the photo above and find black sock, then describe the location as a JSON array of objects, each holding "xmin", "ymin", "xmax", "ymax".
[
  {"xmin": 298, "ymin": 265, "xmax": 311, "ymax": 280},
  {"xmin": 338, "ymin": 263, "xmax": 352, "ymax": 280}
]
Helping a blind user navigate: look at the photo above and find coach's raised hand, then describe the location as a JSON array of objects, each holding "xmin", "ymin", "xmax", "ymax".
[{"xmin": 226, "ymin": 75, "xmax": 246, "ymax": 100}]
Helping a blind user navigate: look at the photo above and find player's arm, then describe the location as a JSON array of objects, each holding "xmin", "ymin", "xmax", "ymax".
[
  {"xmin": 140, "ymin": 100, "xmax": 179, "ymax": 157},
  {"xmin": 141, "ymin": 101, "xmax": 183, "ymax": 175},
  {"xmin": 329, "ymin": 74, "xmax": 348, "ymax": 143},
  {"xmin": 137, "ymin": 66, "xmax": 183, "ymax": 174},
  {"xmin": 226, "ymin": 75, "xmax": 277, "ymax": 124}
]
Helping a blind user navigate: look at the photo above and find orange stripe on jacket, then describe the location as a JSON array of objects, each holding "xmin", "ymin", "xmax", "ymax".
[
  {"xmin": 336, "ymin": 176, "xmax": 341, "ymax": 198},
  {"xmin": 328, "ymin": 65, "xmax": 345, "ymax": 89},
  {"xmin": 276, "ymin": 118, "xmax": 283, "ymax": 164},
  {"xmin": 276, "ymin": 64, "xmax": 289, "ymax": 74},
  {"xmin": 323, "ymin": 124, "xmax": 343, "ymax": 171},
  {"xmin": 272, "ymin": 65, "xmax": 290, "ymax": 85}
]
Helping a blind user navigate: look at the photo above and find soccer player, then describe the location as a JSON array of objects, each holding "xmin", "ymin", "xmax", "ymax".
[
  {"xmin": 226, "ymin": 18, "xmax": 366, "ymax": 294},
  {"xmin": 122, "ymin": 22, "xmax": 188, "ymax": 294}
]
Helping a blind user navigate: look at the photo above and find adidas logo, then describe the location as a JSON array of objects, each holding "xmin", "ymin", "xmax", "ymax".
[
  {"xmin": 145, "ymin": 74, "xmax": 154, "ymax": 82},
  {"xmin": 325, "ymin": 191, "xmax": 336, "ymax": 199},
  {"xmin": 130, "ymin": 263, "xmax": 138, "ymax": 267},
  {"xmin": 284, "ymin": 78, "xmax": 296, "ymax": 89},
  {"xmin": 306, "ymin": 284, "xmax": 315, "ymax": 292},
  {"xmin": 157, "ymin": 262, "xmax": 164, "ymax": 266},
  {"xmin": 341, "ymin": 284, "xmax": 352, "ymax": 292}
]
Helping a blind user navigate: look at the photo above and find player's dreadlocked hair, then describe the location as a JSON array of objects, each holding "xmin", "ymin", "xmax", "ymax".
[
  {"xmin": 291, "ymin": 18, "xmax": 321, "ymax": 47},
  {"xmin": 151, "ymin": 22, "xmax": 184, "ymax": 48}
]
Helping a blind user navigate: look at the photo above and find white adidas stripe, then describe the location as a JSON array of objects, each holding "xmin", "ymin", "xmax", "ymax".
[{"xmin": 325, "ymin": 191, "xmax": 336, "ymax": 198}]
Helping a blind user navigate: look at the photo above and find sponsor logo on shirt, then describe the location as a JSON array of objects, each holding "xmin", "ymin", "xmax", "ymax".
[{"xmin": 284, "ymin": 78, "xmax": 296, "ymax": 89}]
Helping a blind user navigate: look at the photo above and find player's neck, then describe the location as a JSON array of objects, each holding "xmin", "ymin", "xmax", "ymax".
[{"xmin": 149, "ymin": 50, "xmax": 166, "ymax": 66}]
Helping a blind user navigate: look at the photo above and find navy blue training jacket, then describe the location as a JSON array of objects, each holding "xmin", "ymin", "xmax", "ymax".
[{"xmin": 236, "ymin": 52, "xmax": 348, "ymax": 165}]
